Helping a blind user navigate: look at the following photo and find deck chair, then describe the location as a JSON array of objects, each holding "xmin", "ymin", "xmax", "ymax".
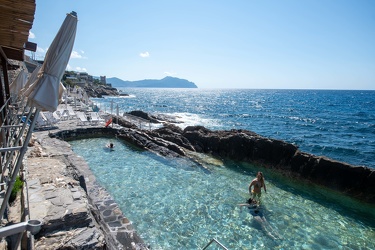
[
  {"xmin": 43, "ymin": 111, "xmax": 60, "ymax": 126},
  {"xmin": 59, "ymin": 109, "xmax": 70, "ymax": 120},
  {"xmin": 89, "ymin": 112, "xmax": 104, "ymax": 125},
  {"xmin": 76, "ymin": 111, "xmax": 90, "ymax": 126},
  {"xmin": 67, "ymin": 106, "xmax": 77, "ymax": 119},
  {"xmin": 56, "ymin": 106, "xmax": 69, "ymax": 120}
]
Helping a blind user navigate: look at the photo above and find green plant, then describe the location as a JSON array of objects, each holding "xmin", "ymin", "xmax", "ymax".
[{"xmin": 10, "ymin": 176, "xmax": 23, "ymax": 203}]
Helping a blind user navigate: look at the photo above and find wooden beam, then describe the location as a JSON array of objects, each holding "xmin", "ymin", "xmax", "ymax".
[{"xmin": 1, "ymin": 46, "xmax": 23, "ymax": 61}]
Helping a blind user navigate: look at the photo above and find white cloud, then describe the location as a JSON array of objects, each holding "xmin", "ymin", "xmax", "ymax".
[
  {"xmin": 37, "ymin": 46, "xmax": 46, "ymax": 53},
  {"xmin": 75, "ymin": 67, "xmax": 87, "ymax": 72},
  {"xmin": 65, "ymin": 65, "xmax": 87, "ymax": 72},
  {"xmin": 71, "ymin": 51, "xmax": 83, "ymax": 59},
  {"xmin": 164, "ymin": 71, "xmax": 176, "ymax": 76},
  {"xmin": 29, "ymin": 31, "xmax": 35, "ymax": 39},
  {"xmin": 139, "ymin": 51, "xmax": 150, "ymax": 58}
]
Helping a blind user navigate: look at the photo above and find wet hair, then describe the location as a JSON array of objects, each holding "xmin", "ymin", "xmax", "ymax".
[
  {"xmin": 247, "ymin": 198, "xmax": 255, "ymax": 204},
  {"xmin": 257, "ymin": 171, "xmax": 264, "ymax": 182}
]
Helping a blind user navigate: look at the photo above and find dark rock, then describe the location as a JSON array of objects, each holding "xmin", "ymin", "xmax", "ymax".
[
  {"xmin": 179, "ymin": 126, "xmax": 374, "ymax": 203},
  {"xmin": 84, "ymin": 85, "xmax": 119, "ymax": 98},
  {"xmin": 127, "ymin": 110, "xmax": 160, "ymax": 123},
  {"xmin": 117, "ymin": 128, "xmax": 185, "ymax": 157},
  {"xmin": 51, "ymin": 117, "xmax": 375, "ymax": 204},
  {"xmin": 149, "ymin": 124, "xmax": 195, "ymax": 151}
]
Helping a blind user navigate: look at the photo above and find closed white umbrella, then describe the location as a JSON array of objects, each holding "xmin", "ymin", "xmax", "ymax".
[
  {"xmin": 20, "ymin": 65, "xmax": 41, "ymax": 96},
  {"xmin": 58, "ymin": 82, "xmax": 66, "ymax": 104},
  {"xmin": 25, "ymin": 12, "xmax": 78, "ymax": 111},
  {"xmin": 65, "ymin": 91, "xmax": 68, "ymax": 110},
  {"xmin": 9, "ymin": 68, "xmax": 28, "ymax": 95},
  {"xmin": 83, "ymin": 91, "xmax": 89, "ymax": 104}
]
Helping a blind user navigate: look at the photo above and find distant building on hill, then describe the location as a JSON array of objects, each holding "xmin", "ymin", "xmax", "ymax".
[{"xmin": 78, "ymin": 72, "xmax": 88, "ymax": 81}]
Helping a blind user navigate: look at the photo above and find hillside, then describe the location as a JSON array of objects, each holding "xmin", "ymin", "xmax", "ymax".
[{"xmin": 107, "ymin": 76, "xmax": 198, "ymax": 88}]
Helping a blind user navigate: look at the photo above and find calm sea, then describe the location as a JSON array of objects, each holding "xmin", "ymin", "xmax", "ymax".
[{"xmin": 93, "ymin": 88, "xmax": 375, "ymax": 169}]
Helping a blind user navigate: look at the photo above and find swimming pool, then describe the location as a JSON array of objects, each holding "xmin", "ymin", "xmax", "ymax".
[{"xmin": 70, "ymin": 138, "xmax": 375, "ymax": 249}]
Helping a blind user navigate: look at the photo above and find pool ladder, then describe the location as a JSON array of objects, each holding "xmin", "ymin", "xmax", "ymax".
[{"xmin": 202, "ymin": 238, "xmax": 228, "ymax": 250}]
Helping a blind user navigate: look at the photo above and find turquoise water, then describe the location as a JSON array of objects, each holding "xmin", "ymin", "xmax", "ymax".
[{"xmin": 70, "ymin": 138, "xmax": 375, "ymax": 250}]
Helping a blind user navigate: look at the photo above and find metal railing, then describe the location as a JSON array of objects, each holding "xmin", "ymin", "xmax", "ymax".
[
  {"xmin": 202, "ymin": 238, "xmax": 229, "ymax": 250},
  {"xmin": 0, "ymin": 94, "xmax": 41, "ymax": 249}
]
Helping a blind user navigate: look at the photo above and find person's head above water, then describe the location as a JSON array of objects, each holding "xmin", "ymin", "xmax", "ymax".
[{"xmin": 256, "ymin": 171, "xmax": 264, "ymax": 181}]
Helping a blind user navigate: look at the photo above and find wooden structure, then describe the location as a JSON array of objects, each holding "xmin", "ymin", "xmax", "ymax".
[{"xmin": 0, "ymin": 0, "xmax": 36, "ymax": 107}]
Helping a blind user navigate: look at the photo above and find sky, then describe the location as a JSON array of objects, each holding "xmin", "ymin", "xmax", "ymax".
[{"xmin": 28, "ymin": 0, "xmax": 375, "ymax": 89}]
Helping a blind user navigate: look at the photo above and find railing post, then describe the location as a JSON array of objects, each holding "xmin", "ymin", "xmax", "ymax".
[{"xmin": 202, "ymin": 238, "xmax": 228, "ymax": 250}]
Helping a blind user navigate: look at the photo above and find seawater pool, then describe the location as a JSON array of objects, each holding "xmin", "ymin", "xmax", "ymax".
[{"xmin": 70, "ymin": 138, "xmax": 375, "ymax": 249}]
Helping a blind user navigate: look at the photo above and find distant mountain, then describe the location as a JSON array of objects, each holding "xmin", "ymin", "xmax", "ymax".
[{"xmin": 107, "ymin": 76, "xmax": 198, "ymax": 88}]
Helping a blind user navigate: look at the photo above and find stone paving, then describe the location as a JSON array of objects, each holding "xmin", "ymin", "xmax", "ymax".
[{"xmin": 24, "ymin": 108, "xmax": 149, "ymax": 249}]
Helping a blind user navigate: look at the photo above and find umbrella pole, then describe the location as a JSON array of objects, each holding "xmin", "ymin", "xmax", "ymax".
[{"xmin": 116, "ymin": 104, "xmax": 119, "ymax": 127}]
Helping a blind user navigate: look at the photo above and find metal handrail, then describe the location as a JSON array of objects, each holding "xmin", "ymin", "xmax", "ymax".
[{"xmin": 202, "ymin": 238, "xmax": 228, "ymax": 250}]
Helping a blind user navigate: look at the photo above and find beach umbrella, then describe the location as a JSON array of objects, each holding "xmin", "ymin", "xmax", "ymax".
[
  {"xmin": 25, "ymin": 12, "xmax": 78, "ymax": 111},
  {"xmin": 20, "ymin": 65, "xmax": 41, "ymax": 96},
  {"xmin": 58, "ymin": 82, "xmax": 66, "ymax": 104},
  {"xmin": 65, "ymin": 91, "xmax": 68, "ymax": 110},
  {"xmin": 9, "ymin": 68, "xmax": 28, "ymax": 95},
  {"xmin": 83, "ymin": 91, "xmax": 88, "ymax": 104}
]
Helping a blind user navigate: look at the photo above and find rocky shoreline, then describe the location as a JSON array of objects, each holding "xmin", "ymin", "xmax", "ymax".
[
  {"xmin": 20, "ymin": 109, "xmax": 375, "ymax": 249},
  {"xmin": 54, "ymin": 115, "xmax": 375, "ymax": 205}
]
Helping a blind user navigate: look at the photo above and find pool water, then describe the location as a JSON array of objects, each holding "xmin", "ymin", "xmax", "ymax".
[{"xmin": 70, "ymin": 138, "xmax": 375, "ymax": 249}]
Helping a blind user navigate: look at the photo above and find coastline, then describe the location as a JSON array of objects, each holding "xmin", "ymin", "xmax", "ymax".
[{"xmin": 19, "ymin": 102, "xmax": 375, "ymax": 249}]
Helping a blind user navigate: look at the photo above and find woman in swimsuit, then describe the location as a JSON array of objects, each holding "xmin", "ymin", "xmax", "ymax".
[{"xmin": 249, "ymin": 171, "xmax": 267, "ymax": 204}]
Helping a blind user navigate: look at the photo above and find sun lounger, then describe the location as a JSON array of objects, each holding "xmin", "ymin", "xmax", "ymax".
[
  {"xmin": 58, "ymin": 109, "xmax": 70, "ymax": 120},
  {"xmin": 43, "ymin": 111, "xmax": 60, "ymax": 126},
  {"xmin": 89, "ymin": 112, "xmax": 104, "ymax": 125},
  {"xmin": 56, "ymin": 106, "xmax": 69, "ymax": 120},
  {"xmin": 67, "ymin": 106, "xmax": 77, "ymax": 119},
  {"xmin": 76, "ymin": 111, "xmax": 90, "ymax": 126}
]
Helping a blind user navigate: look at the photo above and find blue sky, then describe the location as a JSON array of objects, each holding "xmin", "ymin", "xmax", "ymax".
[{"xmin": 29, "ymin": 0, "xmax": 375, "ymax": 89}]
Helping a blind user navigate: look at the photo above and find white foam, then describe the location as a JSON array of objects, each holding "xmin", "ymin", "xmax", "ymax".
[{"xmin": 165, "ymin": 112, "xmax": 221, "ymax": 129}]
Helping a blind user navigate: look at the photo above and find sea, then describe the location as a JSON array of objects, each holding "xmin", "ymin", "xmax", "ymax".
[
  {"xmin": 94, "ymin": 88, "xmax": 375, "ymax": 169},
  {"xmin": 69, "ymin": 88, "xmax": 375, "ymax": 249}
]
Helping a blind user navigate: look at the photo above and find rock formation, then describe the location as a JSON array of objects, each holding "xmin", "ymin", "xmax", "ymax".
[
  {"xmin": 52, "ymin": 120, "xmax": 375, "ymax": 204},
  {"xmin": 84, "ymin": 84, "xmax": 120, "ymax": 98},
  {"xmin": 175, "ymin": 125, "xmax": 375, "ymax": 203}
]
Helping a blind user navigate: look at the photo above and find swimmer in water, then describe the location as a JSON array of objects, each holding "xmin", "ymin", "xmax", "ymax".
[{"xmin": 249, "ymin": 171, "xmax": 267, "ymax": 205}]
